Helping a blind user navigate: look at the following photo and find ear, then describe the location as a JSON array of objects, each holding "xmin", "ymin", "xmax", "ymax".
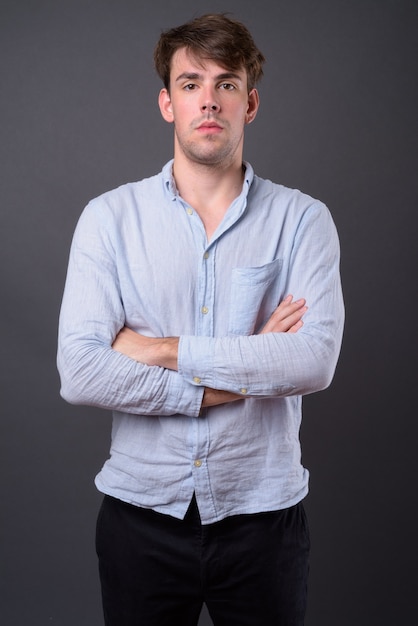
[
  {"xmin": 245, "ymin": 88, "xmax": 260, "ymax": 124},
  {"xmin": 158, "ymin": 88, "xmax": 174, "ymax": 123}
]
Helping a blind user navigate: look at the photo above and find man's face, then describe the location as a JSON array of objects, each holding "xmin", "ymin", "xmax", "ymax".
[{"xmin": 158, "ymin": 47, "xmax": 259, "ymax": 168}]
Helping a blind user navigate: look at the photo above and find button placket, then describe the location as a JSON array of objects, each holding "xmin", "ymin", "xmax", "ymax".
[{"xmin": 196, "ymin": 243, "xmax": 215, "ymax": 338}]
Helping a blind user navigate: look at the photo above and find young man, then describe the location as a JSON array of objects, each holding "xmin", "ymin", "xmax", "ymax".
[{"xmin": 58, "ymin": 13, "xmax": 344, "ymax": 626}]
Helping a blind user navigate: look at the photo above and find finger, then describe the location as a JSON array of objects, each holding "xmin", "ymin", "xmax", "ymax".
[
  {"xmin": 277, "ymin": 307, "xmax": 307, "ymax": 331},
  {"xmin": 268, "ymin": 301, "xmax": 307, "ymax": 326},
  {"xmin": 282, "ymin": 294, "xmax": 294, "ymax": 304},
  {"xmin": 287, "ymin": 320, "xmax": 304, "ymax": 333},
  {"xmin": 275, "ymin": 297, "xmax": 306, "ymax": 316},
  {"xmin": 260, "ymin": 305, "xmax": 307, "ymax": 334}
]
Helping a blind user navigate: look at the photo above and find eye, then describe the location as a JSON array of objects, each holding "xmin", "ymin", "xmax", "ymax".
[
  {"xmin": 219, "ymin": 82, "xmax": 235, "ymax": 91},
  {"xmin": 183, "ymin": 83, "xmax": 197, "ymax": 91}
]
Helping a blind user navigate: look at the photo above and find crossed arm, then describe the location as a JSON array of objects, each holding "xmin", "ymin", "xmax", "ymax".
[{"xmin": 112, "ymin": 295, "xmax": 307, "ymax": 407}]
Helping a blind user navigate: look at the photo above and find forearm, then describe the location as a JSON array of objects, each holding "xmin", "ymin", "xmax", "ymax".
[
  {"xmin": 57, "ymin": 334, "xmax": 203, "ymax": 416},
  {"xmin": 178, "ymin": 320, "xmax": 344, "ymax": 399},
  {"xmin": 112, "ymin": 328, "xmax": 179, "ymax": 370},
  {"xmin": 111, "ymin": 298, "xmax": 310, "ymax": 406},
  {"xmin": 111, "ymin": 330, "xmax": 242, "ymax": 409}
]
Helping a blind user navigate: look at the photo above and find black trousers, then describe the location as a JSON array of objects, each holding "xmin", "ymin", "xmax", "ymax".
[{"xmin": 96, "ymin": 494, "xmax": 310, "ymax": 626}]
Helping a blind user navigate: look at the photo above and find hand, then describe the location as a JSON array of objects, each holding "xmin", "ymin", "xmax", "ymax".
[
  {"xmin": 259, "ymin": 295, "xmax": 307, "ymax": 334},
  {"xmin": 201, "ymin": 387, "xmax": 242, "ymax": 407}
]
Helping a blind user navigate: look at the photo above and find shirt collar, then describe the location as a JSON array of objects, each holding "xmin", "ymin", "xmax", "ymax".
[{"xmin": 162, "ymin": 159, "xmax": 254, "ymax": 201}]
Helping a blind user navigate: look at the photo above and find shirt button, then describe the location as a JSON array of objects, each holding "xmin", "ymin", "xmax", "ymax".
[
  {"xmin": 186, "ymin": 208, "xmax": 193, "ymax": 215},
  {"xmin": 201, "ymin": 306, "xmax": 209, "ymax": 314},
  {"xmin": 204, "ymin": 252, "xmax": 209, "ymax": 259},
  {"xmin": 193, "ymin": 376, "xmax": 201, "ymax": 384},
  {"xmin": 194, "ymin": 459, "xmax": 202, "ymax": 468},
  {"xmin": 240, "ymin": 388, "xmax": 248, "ymax": 394}
]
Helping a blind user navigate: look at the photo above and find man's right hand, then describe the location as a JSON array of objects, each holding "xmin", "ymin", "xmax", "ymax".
[{"xmin": 259, "ymin": 295, "xmax": 307, "ymax": 334}]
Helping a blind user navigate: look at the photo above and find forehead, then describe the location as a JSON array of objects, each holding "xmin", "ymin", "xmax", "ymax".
[{"xmin": 170, "ymin": 47, "xmax": 246, "ymax": 82}]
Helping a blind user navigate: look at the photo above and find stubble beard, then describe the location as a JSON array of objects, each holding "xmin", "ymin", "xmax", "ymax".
[{"xmin": 174, "ymin": 123, "xmax": 243, "ymax": 169}]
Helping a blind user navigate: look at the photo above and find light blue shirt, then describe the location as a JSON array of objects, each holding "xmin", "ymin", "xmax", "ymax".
[{"xmin": 57, "ymin": 160, "xmax": 344, "ymax": 524}]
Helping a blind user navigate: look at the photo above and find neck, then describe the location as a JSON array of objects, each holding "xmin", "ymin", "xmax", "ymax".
[{"xmin": 172, "ymin": 155, "xmax": 245, "ymax": 240}]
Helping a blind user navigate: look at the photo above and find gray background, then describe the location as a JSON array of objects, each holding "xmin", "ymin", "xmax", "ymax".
[{"xmin": 1, "ymin": 1, "xmax": 417, "ymax": 624}]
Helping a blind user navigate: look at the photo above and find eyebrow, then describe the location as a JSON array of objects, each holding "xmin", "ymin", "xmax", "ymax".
[{"xmin": 175, "ymin": 71, "xmax": 244, "ymax": 83}]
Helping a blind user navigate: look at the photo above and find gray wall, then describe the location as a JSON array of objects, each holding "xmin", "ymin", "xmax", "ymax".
[{"xmin": 1, "ymin": 1, "xmax": 417, "ymax": 624}]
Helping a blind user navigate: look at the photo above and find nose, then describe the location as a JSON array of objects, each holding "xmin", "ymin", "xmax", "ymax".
[
  {"xmin": 200, "ymin": 87, "xmax": 220, "ymax": 113},
  {"xmin": 201, "ymin": 102, "xmax": 220, "ymax": 112}
]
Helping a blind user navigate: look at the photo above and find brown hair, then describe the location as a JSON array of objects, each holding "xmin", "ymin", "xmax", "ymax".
[{"xmin": 154, "ymin": 13, "xmax": 265, "ymax": 92}]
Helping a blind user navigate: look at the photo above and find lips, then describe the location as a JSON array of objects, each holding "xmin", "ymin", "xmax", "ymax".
[
  {"xmin": 197, "ymin": 120, "xmax": 223, "ymax": 133},
  {"xmin": 198, "ymin": 121, "xmax": 222, "ymax": 130}
]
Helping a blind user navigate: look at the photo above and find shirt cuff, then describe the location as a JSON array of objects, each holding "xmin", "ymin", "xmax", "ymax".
[
  {"xmin": 178, "ymin": 335, "xmax": 216, "ymax": 389},
  {"xmin": 166, "ymin": 366, "xmax": 205, "ymax": 416},
  {"xmin": 178, "ymin": 335, "xmax": 252, "ymax": 396}
]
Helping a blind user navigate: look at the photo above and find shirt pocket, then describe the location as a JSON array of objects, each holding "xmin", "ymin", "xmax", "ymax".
[{"xmin": 228, "ymin": 257, "xmax": 283, "ymax": 335}]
